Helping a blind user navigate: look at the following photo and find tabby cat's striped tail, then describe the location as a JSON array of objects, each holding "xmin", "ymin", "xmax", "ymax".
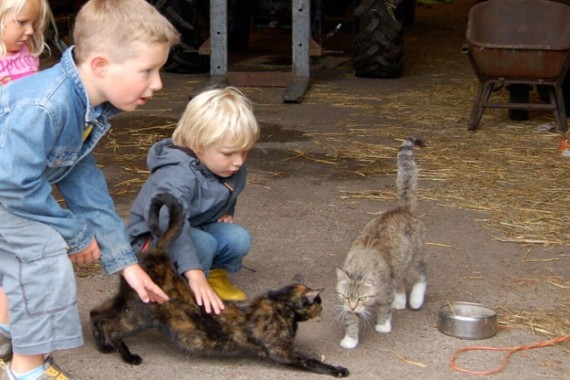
[{"xmin": 396, "ymin": 137, "xmax": 425, "ymax": 212}]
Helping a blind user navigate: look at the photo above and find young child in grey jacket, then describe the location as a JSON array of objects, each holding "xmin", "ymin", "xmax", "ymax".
[{"xmin": 128, "ymin": 86, "xmax": 260, "ymax": 315}]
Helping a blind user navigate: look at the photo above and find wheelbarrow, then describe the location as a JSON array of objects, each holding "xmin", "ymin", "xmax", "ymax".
[{"xmin": 463, "ymin": 0, "xmax": 570, "ymax": 132}]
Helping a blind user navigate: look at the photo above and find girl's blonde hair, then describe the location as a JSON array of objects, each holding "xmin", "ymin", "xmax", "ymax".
[
  {"xmin": 172, "ymin": 86, "xmax": 260, "ymax": 152},
  {"xmin": 0, "ymin": 0, "xmax": 50, "ymax": 56},
  {"xmin": 73, "ymin": 0, "xmax": 179, "ymax": 64}
]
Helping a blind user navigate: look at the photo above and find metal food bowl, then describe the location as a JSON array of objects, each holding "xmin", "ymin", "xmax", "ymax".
[{"xmin": 437, "ymin": 302, "xmax": 497, "ymax": 340}]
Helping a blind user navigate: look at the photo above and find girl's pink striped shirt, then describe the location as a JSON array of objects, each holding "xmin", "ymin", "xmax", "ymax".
[{"xmin": 0, "ymin": 45, "xmax": 39, "ymax": 85}]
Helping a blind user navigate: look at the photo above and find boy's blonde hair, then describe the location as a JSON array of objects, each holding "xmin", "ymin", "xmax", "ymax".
[
  {"xmin": 172, "ymin": 86, "xmax": 260, "ymax": 152},
  {"xmin": 0, "ymin": 0, "xmax": 50, "ymax": 56},
  {"xmin": 73, "ymin": 0, "xmax": 179, "ymax": 64}
]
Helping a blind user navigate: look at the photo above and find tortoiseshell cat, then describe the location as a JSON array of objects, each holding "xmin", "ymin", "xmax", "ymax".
[
  {"xmin": 90, "ymin": 193, "xmax": 349, "ymax": 377},
  {"xmin": 336, "ymin": 137, "xmax": 427, "ymax": 349}
]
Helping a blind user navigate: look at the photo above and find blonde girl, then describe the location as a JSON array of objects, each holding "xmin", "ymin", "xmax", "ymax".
[{"xmin": 0, "ymin": 0, "xmax": 50, "ymax": 84}]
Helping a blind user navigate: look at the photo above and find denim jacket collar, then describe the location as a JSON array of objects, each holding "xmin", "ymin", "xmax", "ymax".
[{"xmin": 60, "ymin": 47, "xmax": 119, "ymax": 124}]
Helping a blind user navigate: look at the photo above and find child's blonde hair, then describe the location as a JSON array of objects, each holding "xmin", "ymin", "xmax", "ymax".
[
  {"xmin": 172, "ymin": 86, "xmax": 260, "ymax": 152},
  {"xmin": 73, "ymin": 0, "xmax": 179, "ymax": 64},
  {"xmin": 0, "ymin": 0, "xmax": 50, "ymax": 56}
]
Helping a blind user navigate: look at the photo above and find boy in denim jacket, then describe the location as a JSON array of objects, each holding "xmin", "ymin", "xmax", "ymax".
[{"xmin": 0, "ymin": 1, "xmax": 179, "ymax": 379}]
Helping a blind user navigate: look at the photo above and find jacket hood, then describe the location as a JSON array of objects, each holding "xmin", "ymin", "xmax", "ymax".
[{"xmin": 147, "ymin": 138, "xmax": 197, "ymax": 174}]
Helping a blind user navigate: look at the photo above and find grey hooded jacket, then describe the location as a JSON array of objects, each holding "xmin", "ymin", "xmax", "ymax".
[{"xmin": 127, "ymin": 138, "xmax": 246, "ymax": 275}]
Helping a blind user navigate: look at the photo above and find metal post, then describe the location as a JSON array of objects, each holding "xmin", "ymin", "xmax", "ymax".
[
  {"xmin": 284, "ymin": 0, "xmax": 311, "ymax": 103},
  {"xmin": 210, "ymin": 0, "xmax": 227, "ymax": 79}
]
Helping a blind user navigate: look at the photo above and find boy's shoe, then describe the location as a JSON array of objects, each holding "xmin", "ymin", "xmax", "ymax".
[
  {"xmin": 40, "ymin": 356, "xmax": 73, "ymax": 380},
  {"xmin": 1, "ymin": 356, "xmax": 73, "ymax": 380},
  {"xmin": 0, "ymin": 329, "xmax": 11, "ymax": 362},
  {"xmin": 207, "ymin": 269, "xmax": 247, "ymax": 301}
]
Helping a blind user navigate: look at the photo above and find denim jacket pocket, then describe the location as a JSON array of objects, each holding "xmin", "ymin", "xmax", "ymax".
[{"xmin": 47, "ymin": 145, "xmax": 80, "ymax": 168}]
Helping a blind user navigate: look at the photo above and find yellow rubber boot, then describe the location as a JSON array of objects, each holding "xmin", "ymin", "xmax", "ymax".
[{"xmin": 207, "ymin": 269, "xmax": 247, "ymax": 301}]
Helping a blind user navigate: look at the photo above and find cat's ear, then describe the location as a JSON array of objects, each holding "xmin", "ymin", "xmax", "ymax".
[
  {"xmin": 336, "ymin": 268, "xmax": 349, "ymax": 282},
  {"xmin": 292, "ymin": 273, "xmax": 304, "ymax": 284},
  {"xmin": 305, "ymin": 288, "xmax": 323, "ymax": 303}
]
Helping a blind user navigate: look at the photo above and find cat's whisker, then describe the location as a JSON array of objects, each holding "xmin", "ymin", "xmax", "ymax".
[
  {"xmin": 334, "ymin": 307, "xmax": 352, "ymax": 324},
  {"xmin": 333, "ymin": 306, "xmax": 346, "ymax": 322},
  {"xmin": 359, "ymin": 308, "xmax": 377, "ymax": 328}
]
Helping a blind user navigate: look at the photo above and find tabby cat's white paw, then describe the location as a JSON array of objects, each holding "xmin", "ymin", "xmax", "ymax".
[
  {"xmin": 409, "ymin": 281, "xmax": 427, "ymax": 309},
  {"xmin": 375, "ymin": 319, "xmax": 392, "ymax": 333},
  {"xmin": 340, "ymin": 336, "xmax": 359, "ymax": 349},
  {"xmin": 393, "ymin": 293, "xmax": 407, "ymax": 310}
]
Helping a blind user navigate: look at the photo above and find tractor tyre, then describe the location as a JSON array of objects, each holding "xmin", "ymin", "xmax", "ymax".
[
  {"xmin": 149, "ymin": 0, "xmax": 210, "ymax": 73},
  {"xmin": 353, "ymin": 0, "xmax": 404, "ymax": 78}
]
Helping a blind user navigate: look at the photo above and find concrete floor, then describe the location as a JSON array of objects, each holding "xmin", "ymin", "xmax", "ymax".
[{"xmin": 23, "ymin": 0, "xmax": 570, "ymax": 379}]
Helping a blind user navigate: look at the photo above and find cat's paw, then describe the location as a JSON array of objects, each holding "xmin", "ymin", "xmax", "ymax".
[
  {"xmin": 121, "ymin": 353, "xmax": 143, "ymax": 365},
  {"xmin": 335, "ymin": 366, "xmax": 350, "ymax": 377},
  {"xmin": 375, "ymin": 320, "xmax": 392, "ymax": 333},
  {"xmin": 96, "ymin": 343, "xmax": 115, "ymax": 354},
  {"xmin": 392, "ymin": 293, "xmax": 407, "ymax": 310},
  {"xmin": 409, "ymin": 295, "xmax": 425, "ymax": 310},
  {"xmin": 409, "ymin": 281, "xmax": 427, "ymax": 309},
  {"xmin": 340, "ymin": 336, "xmax": 359, "ymax": 349}
]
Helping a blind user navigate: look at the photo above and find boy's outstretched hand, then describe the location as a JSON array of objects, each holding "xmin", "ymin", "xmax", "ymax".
[{"xmin": 122, "ymin": 264, "xmax": 170, "ymax": 304}]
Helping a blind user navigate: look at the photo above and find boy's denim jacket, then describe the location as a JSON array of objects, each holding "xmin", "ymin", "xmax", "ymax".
[{"xmin": 0, "ymin": 47, "xmax": 137, "ymax": 275}]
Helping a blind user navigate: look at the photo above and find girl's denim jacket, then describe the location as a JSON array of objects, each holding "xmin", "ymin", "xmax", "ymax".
[{"xmin": 0, "ymin": 47, "xmax": 137, "ymax": 275}]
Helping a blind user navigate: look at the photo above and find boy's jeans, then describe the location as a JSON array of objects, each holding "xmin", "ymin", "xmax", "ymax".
[{"xmin": 191, "ymin": 222, "xmax": 251, "ymax": 275}]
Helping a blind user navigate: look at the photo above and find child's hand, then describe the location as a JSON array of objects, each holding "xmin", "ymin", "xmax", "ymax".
[
  {"xmin": 122, "ymin": 264, "xmax": 170, "ymax": 304},
  {"xmin": 185, "ymin": 269, "xmax": 225, "ymax": 314},
  {"xmin": 69, "ymin": 238, "xmax": 101, "ymax": 265},
  {"xmin": 217, "ymin": 215, "xmax": 234, "ymax": 223}
]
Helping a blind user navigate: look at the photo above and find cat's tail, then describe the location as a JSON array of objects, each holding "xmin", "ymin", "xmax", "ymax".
[
  {"xmin": 396, "ymin": 137, "xmax": 425, "ymax": 212},
  {"xmin": 147, "ymin": 192, "xmax": 185, "ymax": 254}
]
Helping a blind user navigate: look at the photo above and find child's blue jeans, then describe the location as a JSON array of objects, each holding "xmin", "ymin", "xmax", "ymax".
[{"xmin": 191, "ymin": 222, "xmax": 251, "ymax": 275}]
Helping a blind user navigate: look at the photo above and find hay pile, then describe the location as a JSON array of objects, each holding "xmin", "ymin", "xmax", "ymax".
[
  {"xmin": 498, "ymin": 303, "xmax": 570, "ymax": 353},
  {"xmin": 306, "ymin": 81, "xmax": 570, "ymax": 246}
]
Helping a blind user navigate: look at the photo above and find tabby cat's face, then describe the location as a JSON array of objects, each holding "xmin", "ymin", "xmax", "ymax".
[{"xmin": 336, "ymin": 269, "xmax": 377, "ymax": 314}]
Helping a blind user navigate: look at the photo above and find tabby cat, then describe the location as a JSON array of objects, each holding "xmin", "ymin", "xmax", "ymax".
[
  {"xmin": 90, "ymin": 193, "xmax": 349, "ymax": 377},
  {"xmin": 336, "ymin": 137, "xmax": 427, "ymax": 349}
]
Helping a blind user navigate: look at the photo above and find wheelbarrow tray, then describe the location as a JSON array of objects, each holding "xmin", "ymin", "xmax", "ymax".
[
  {"xmin": 466, "ymin": 0, "xmax": 570, "ymax": 80},
  {"xmin": 467, "ymin": 48, "xmax": 568, "ymax": 80}
]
